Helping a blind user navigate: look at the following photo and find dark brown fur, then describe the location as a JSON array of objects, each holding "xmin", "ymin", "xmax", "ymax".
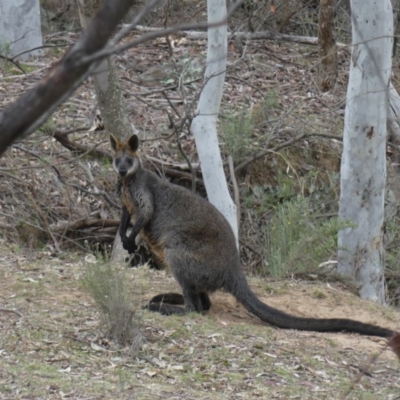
[{"xmin": 111, "ymin": 134, "xmax": 395, "ymax": 338}]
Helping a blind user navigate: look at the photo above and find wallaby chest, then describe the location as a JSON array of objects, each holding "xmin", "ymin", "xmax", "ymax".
[{"xmin": 120, "ymin": 181, "xmax": 137, "ymax": 219}]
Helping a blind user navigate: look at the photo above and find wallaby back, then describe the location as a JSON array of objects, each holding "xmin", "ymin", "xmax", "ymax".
[{"xmin": 111, "ymin": 134, "xmax": 395, "ymax": 339}]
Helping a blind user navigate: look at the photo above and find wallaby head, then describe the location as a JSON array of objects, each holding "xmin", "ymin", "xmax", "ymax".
[{"xmin": 110, "ymin": 134, "xmax": 141, "ymax": 178}]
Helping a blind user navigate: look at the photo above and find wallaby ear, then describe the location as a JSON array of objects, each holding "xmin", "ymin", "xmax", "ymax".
[
  {"xmin": 127, "ymin": 134, "xmax": 139, "ymax": 152},
  {"xmin": 110, "ymin": 134, "xmax": 118, "ymax": 152}
]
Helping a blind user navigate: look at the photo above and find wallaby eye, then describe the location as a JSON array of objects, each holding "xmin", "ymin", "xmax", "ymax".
[
  {"xmin": 126, "ymin": 159, "xmax": 133, "ymax": 166},
  {"xmin": 115, "ymin": 157, "xmax": 121, "ymax": 165}
]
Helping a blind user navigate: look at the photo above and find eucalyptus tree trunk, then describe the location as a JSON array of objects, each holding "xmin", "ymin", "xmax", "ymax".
[
  {"xmin": 77, "ymin": 0, "xmax": 134, "ymax": 263},
  {"xmin": 0, "ymin": 0, "xmax": 43, "ymax": 60},
  {"xmin": 338, "ymin": 0, "xmax": 393, "ymax": 303},
  {"xmin": 318, "ymin": 0, "xmax": 337, "ymax": 91},
  {"xmin": 76, "ymin": 0, "xmax": 133, "ymax": 142},
  {"xmin": 191, "ymin": 0, "xmax": 238, "ymax": 245}
]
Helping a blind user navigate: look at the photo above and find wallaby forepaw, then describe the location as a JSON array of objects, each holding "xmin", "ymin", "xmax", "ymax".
[{"xmin": 122, "ymin": 238, "xmax": 137, "ymax": 254}]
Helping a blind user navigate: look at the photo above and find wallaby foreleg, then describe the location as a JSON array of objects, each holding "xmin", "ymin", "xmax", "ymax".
[
  {"xmin": 120, "ymin": 215, "xmax": 147, "ymax": 254},
  {"xmin": 118, "ymin": 207, "xmax": 138, "ymax": 254},
  {"xmin": 118, "ymin": 206, "xmax": 130, "ymax": 240}
]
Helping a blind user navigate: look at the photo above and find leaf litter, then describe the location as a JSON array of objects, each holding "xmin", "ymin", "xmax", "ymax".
[{"xmin": 1, "ymin": 249, "xmax": 400, "ymax": 399}]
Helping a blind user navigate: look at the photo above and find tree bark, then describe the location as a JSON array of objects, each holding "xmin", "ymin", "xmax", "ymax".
[
  {"xmin": 318, "ymin": 0, "xmax": 338, "ymax": 91},
  {"xmin": 337, "ymin": 0, "xmax": 393, "ymax": 303},
  {"xmin": 77, "ymin": 0, "xmax": 134, "ymax": 142},
  {"xmin": 191, "ymin": 0, "xmax": 238, "ymax": 245},
  {"xmin": 77, "ymin": 0, "xmax": 136, "ymax": 263}
]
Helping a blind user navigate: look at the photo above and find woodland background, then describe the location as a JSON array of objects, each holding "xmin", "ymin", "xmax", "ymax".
[{"xmin": 1, "ymin": 1, "xmax": 400, "ymax": 398}]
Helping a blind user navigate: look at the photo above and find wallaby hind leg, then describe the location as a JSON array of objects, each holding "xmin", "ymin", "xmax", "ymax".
[
  {"xmin": 146, "ymin": 291, "xmax": 191, "ymax": 315},
  {"xmin": 199, "ymin": 292, "xmax": 211, "ymax": 310},
  {"xmin": 146, "ymin": 291, "xmax": 202, "ymax": 315},
  {"xmin": 148, "ymin": 292, "xmax": 211, "ymax": 310},
  {"xmin": 146, "ymin": 288, "xmax": 211, "ymax": 315},
  {"xmin": 147, "ymin": 251, "xmax": 212, "ymax": 315},
  {"xmin": 149, "ymin": 293, "xmax": 185, "ymax": 305}
]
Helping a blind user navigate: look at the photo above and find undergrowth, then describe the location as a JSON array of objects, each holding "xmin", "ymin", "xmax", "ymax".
[
  {"xmin": 82, "ymin": 258, "xmax": 142, "ymax": 352},
  {"xmin": 221, "ymin": 90, "xmax": 278, "ymax": 160},
  {"xmin": 384, "ymin": 213, "xmax": 400, "ymax": 306},
  {"xmin": 265, "ymin": 196, "xmax": 354, "ymax": 278}
]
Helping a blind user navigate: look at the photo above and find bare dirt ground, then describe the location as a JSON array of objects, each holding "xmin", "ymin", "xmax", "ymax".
[{"xmin": 1, "ymin": 248, "xmax": 399, "ymax": 400}]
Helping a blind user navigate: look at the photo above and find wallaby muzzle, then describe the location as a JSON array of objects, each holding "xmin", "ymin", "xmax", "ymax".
[{"xmin": 113, "ymin": 153, "xmax": 140, "ymax": 178}]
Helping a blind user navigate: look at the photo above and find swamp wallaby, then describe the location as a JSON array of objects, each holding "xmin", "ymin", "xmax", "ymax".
[{"xmin": 111, "ymin": 133, "xmax": 395, "ymax": 338}]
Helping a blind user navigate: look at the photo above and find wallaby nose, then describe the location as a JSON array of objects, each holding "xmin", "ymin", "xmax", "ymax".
[{"xmin": 119, "ymin": 169, "xmax": 127, "ymax": 177}]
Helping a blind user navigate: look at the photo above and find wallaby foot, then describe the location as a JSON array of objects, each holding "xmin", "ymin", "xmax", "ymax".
[
  {"xmin": 121, "ymin": 235, "xmax": 137, "ymax": 254},
  {"xmin": 145, "ymin": 291, "xmax": 212, "ymax": 315},
  {"xmin": 148, "ymin": 293, "xmax": 185, "ymax": 305}
]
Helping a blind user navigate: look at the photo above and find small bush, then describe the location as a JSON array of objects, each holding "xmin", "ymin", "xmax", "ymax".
[
  {"xmin": 221, "ymin": 90, "xmax": 279, "ymax": 161},
  {"xmin": 82, "ymin": 260, "xmax": 142, "ymax": 351},
  {"xmin": 265, "ymin": 196, "xmax": 354, "ymax": 278},
  {"xmin": 221, "ymin": 111, "xmax": 253, "ymax": 161}
]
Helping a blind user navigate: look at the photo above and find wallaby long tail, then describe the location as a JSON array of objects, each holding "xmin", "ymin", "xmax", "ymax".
[{"xmin": 227, "ymin": 273, "xmax": 394, "ymax": 338}]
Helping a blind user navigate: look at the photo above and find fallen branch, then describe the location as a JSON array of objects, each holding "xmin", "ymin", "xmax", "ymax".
[
  {"xmin": 233, "ymin": 131, "xmax": 341, "ymax": 175},
  {"xmin": 133, "ymin": 25, "xmax": 348, "ymax": 48},
  {"xmin": 50, "ymin": 218, "xmax": 120, "ymax": 234},
  {"xmin": 0, "ymin": 308, "xmax": 22, "ymax": 317},
  {"xmin": 234, "ymin": 132, "xmax": 309, "ymax": 173},
  {"xmin": 160, "ymin": 167, "xmax": 205, "ymax": 188},
  {"xmin": 146, "ymin": 155, "xmax": 200, "ymax": 171},
  {"xmin": 53, "ymin": 130, "xmax": 111, "ymax": 159}
]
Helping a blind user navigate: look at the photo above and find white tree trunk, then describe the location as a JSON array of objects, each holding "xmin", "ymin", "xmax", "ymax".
[
  {"xmin": 0, "ymin": 0, "xmax": 43, "ymax": 60},
  {"xmin": 338, "ymin": 0, "xmax": 393, "ymax": 303},
  {"xmin": 191, "ymin": 0, "xmax": 238, "ymax": 244}
]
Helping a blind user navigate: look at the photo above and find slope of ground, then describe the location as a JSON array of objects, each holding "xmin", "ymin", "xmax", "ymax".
[{"xmin": 0, "ymin": 248, "xmax": 399, "ymax": 400}]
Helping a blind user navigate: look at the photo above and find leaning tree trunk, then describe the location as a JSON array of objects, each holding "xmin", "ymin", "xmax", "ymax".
[
  {"xmin": 318, "ymin": 0, "xmax": 338, "ymax": 91},
  {"xmin": 337, "ymin": 0, "xmax": 393, "ymax": 303},
  {"xmin": 77, "ymin": 0, "xmax": 135, "ymax": 263},
  {"xmin": 76, "ymin": 0, "xmax": 134, "ymax": 142},
  {"xmin": 191, "ymin": 0, "xmax": 238, "ymax": 244}
]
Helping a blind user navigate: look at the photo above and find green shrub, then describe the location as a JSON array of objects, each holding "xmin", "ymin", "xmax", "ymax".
[
  {"xmin": 82, "ymin": 260, "xmax": 142, "ymax": 351},
  {"xmin": 221, "ymin": 90, "xmax": 279, "ymax": 161},
  {"xmin": 221, "ymin": 111, "xmax": 253, "ymax": 160},
  {"xmin": 265, "ymin": 196, "xmax": 354, "ymax": 278}
]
